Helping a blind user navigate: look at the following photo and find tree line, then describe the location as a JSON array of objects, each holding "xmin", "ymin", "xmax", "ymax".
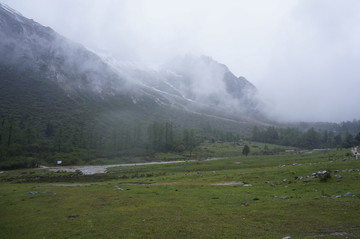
[
  {"xmin": 2, "ymin": 112, "xmax": 360, "ymax": 170},
  {"xmin": 252, "ymin": 126, "xmax": 360, "ymax": 149},
  {"xmin": 0, "ymin": 115, "xmax": 209, "ymax": 169}
]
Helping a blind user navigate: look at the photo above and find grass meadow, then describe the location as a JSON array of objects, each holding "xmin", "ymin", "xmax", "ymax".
[{"xmin": 0, "ymin": 144, "xmax": 359, "ymax": 238}]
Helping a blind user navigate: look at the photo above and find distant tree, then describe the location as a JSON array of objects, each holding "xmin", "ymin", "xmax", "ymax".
[
  {"xmin": 342, "ymin": 133, "xmax": 355, "ymax": 148},
  {"xmin": 45, "ymin": 121, "xmax": 55, "ymax": 137},
  {"xmin": 354, "ymin": 132, "xmax": 360, "ymax": 145},
  {"xmin": 300, "ymin": 128, "xmax": 320, "ymax": 149},
  {"xmin": 263, "ymin": 144, "xmax": 269, "ymax": 154},
  {"xmin": 183, "ymin": 129, "xmax": 196, "ymax": 156},
  {"xmin": 264, "ymin": 127, "xmax": 279, "ymax": 143},
  {"xmin": 252, "ymin": 126, "xmax": 261, "ymax": 141},
  {"xmin": 242, "ymin": 144, "xmax": 250, "ymax": 156},
  {"xmin": 334, "ymin": 134, "xmax": 342, "ymax": 148}
]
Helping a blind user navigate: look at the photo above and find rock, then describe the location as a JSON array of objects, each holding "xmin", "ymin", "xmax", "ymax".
[
  {"xmin": 343, "ymin": 192, "xmax": 353, "ymax": 197},
  {"xmin": 335, "ymin": 175, "xmax": 342, "ymax": 179},
  {"xmin": 282, "ymin": 179, "xmax": 291, "ymax": 183},
  {"xmin": 278, "ymin": 196, "xmax": 289, "ymax": 199},
  {"xmin": 240, "ymin": 202, "xmax": 249, "ymax": 206},
  {"xmin": 114, "ymin": 186, "xmax": 124, "ymax": 191},
  {"xmin": 43, "ymin": 190, "xmax": 53, "ymax": 194},
  {"xmin": 312, "ymin": 170, "xmax": 331, "ymax": 181},
  {"xmin": 282, "ymin": 237, "xmax": 292, "ymax": 239},
  {"xmin": 67, "ymin": 215, "xmax": 79, "ymax": 219},
  {"xmin": 27, "ymin": 191, "xmax": 38, "ymax": 195},
  {"xmin": 243, "ymin": 184, "xmax": 252, "ymax": 187},
  {"xmin": 331, "ymin": 195, "xmax": 341, "ymax": 199},
  {"xmin": 253, "ymin": 197, "xmax": 260, "ymax": 201}
]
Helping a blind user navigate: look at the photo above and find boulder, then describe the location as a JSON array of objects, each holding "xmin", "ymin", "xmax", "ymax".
[
  {"xmin": 27, "ymin": 191, "xmax": 38, "ymax": 195},
  {"xmin": 343, "ymin": 192, "xmax": 353, "ymax": 197}
]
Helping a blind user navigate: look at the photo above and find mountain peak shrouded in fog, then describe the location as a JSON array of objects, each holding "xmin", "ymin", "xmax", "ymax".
[
  {"xmin": 0, "ymin": 2, "xmax": 127, "ymax": 95},
  {"xmin": 4, "ymin": 0, "xmax": 360, "ymax": 122},
  {"xmin": 0, "ymin": 3, "xmax": 264, "ymax": 128}
]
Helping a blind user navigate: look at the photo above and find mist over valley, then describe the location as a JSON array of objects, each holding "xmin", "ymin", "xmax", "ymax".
[{"xmin": 1, "ymin": 2, "xmax": 360, "ymax": 239}]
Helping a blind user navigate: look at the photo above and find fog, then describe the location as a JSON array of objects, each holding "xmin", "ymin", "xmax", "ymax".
[{"xmin": 3, "ymin": 0, "xmax": 360, "ymax": 122}]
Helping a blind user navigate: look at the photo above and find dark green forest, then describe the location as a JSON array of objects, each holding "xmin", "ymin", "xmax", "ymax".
[
  {"xmin": 251, "ymin": 124, "xmax": 360, "ymax": 149},
  {"xmin": 0, "ymin": 114, "xmax": 242, "ymax": 169},
  {"xmin": 1, "ymin": 112, "xmax": 360, "ymax": 170}
]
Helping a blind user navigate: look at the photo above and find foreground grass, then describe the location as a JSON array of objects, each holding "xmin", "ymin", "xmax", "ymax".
[{"xmin": 0, "ymin": 149, "xmax": 359, "ymax": 238}]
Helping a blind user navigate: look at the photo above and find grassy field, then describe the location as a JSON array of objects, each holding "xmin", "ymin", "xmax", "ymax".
[{"xmin": 0, "ymin": 146, "xmax": 359, "ymax": 239}]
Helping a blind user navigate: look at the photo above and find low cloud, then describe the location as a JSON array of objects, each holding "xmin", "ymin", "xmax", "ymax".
[{"xmin": 3, "ymin": 0, "xmax": 360, "ymax": 122}]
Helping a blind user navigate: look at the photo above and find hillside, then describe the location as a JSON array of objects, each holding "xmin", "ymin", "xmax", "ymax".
[{"xmin": 0, "ymin": 3, "xmax": 269, "ymax": 168}]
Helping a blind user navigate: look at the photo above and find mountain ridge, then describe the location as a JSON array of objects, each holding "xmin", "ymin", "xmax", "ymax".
[{"xmin": 0, "ymin": 2, "xmax": 265, "ymax": 129}]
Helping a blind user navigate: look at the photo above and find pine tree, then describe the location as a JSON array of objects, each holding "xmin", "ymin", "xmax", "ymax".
[{"xmin": 242, "ymin": 144, "xmax": 250, "ymax": 156}]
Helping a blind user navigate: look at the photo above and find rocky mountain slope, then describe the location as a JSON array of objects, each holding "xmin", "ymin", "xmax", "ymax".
[{"xmin": 0, "ymin": 3, "xmax": 266, "ymax": 131}]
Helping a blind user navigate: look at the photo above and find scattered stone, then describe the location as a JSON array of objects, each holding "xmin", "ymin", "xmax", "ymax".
[
  {"xmin": 282, "ymin": 237, "xmax": 292, "ymax": 239},
  {"xmin": 212, "ymin": 181, "xmax": 244, "ymax": 186},
  {"xmin": 295, "ymin": 176, "xmax": 303, "ymax": 180},
  {"xmin": 312, "ymin": 170, "xmax": 331, "ymax": 181},
  {"xmin": 264, "ymin": 181, "xmax": 270, "ymax": 184},
  {"xmin": 331, "ymin": 195, "xmax": 342, "ymax": 199},
  {"xmin": 252, "ymin": 197, "xmax": 259, "ymax": 201},
  {"xmin": 312, "ymin": 170, "xmax": 330, "ymax": 177},
  {"xmin": 243, "ymin": 184, "xmax": 252, "ymax": 187},
  {"xmin": 27, "ymin": 191, "xmax": 38, "ymax": 195},
  {"xmin": 316, "ymin": 232, "xmax": 351, "ymax": 237},
  {"xmin": 67, "ymin": 215, "xmax": 79, "ymax": 219},
  {"xmin": 335, "ymin": 175, "xmax": 343, "ymax": 179},
  {"xmin": 114, "ymin": 186, "xmax": 124, "ymax": 191},
  {"xmin": 43, "ymin": 190, "xmax": 53, "ymax": 194},
  {"xmin": 240, "ymin": 202, "xmax": 249, "ymax": 206},
  {"xmin": 343, "ymin": 192, "xmax": 353, "ymax": 197},
  {"xmin": 278, "ymin": 196, "xmax": 289, "ymax": 199}
]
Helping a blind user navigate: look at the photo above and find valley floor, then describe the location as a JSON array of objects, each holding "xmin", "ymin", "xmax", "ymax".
[{"xmin": 0, "ymin": 149, "xmax": 359, "ymax": 239}]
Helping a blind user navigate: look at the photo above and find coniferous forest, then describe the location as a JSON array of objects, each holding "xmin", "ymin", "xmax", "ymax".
[{"xmin": 1, "ymin": 112, "xmax": 360, "ymax": 170}]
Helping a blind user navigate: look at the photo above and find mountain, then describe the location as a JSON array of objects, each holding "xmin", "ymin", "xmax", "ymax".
[
  {"xmin": 0, "ymin": 3, "xmax": 265, "ymax": 127},
  {"xmin": 0, "ymin": 3, "xmax": 270, "ymax": 168}
]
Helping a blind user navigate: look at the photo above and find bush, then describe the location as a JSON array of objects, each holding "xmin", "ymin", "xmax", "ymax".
[
  {"xmin": 312, "ymin": 170, "xmax": 331, "ymax": 182},
  {"xmin": 0, "ymin": 157, "xmax": 38, "ymax": 170}
]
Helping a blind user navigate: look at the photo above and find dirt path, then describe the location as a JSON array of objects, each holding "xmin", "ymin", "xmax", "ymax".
[{"xmin": 41, "ymin": 158, "xmax": 224, "ymax": 175}]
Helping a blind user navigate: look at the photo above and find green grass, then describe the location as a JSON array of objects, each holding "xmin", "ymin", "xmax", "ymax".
[{"xmin": 0, "ymin": 147, "xmax": 359, "ymax": 238}]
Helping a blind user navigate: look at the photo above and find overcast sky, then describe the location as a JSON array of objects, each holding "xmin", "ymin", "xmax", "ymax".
[{"xmin": 3, "ymin": 0, "xmax": 360, "ymax": 122}]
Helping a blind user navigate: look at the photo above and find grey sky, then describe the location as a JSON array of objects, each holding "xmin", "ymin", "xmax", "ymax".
[{"xmin": 3, "ymin": 0, "xmax": 360, "ymax": 122}]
